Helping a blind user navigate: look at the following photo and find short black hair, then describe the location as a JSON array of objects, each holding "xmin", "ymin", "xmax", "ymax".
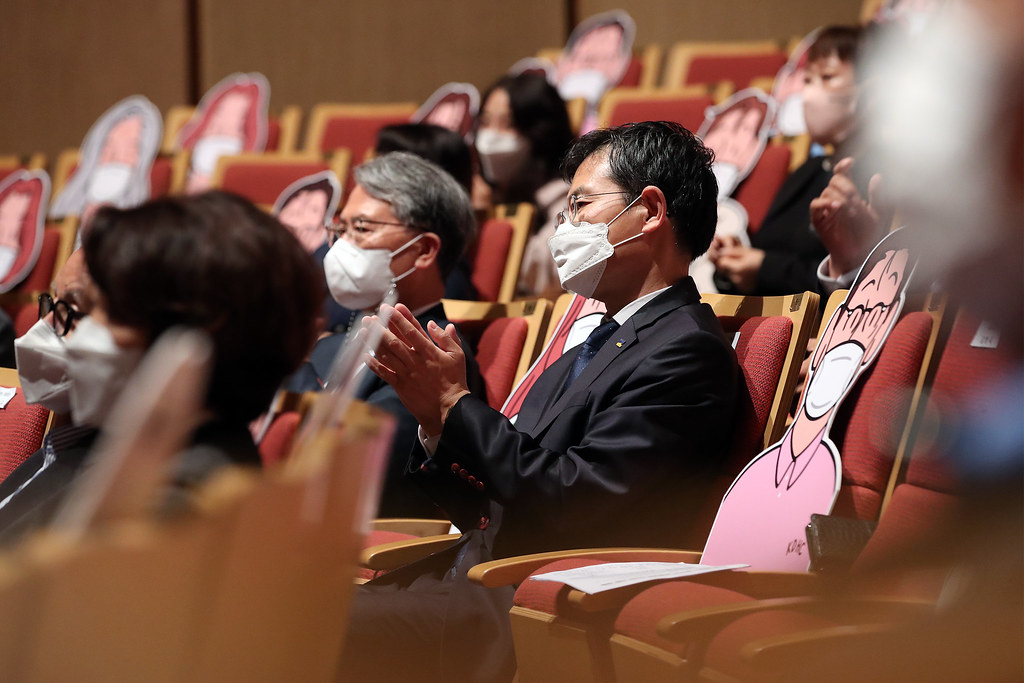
[
  {"xmin": 808, "ymin": 26, "xmax": 864, "ymax": 66},
  {"xmin": 561, "ymin": 121, "xmax": 718, "ymax": 257},
  {"xmin": 85, "ymin": 192, "xmax": 323, "ymax": 423},
  {"xmin": 375, "ymin": 123, "xmax": 473, "ymax": 194}
]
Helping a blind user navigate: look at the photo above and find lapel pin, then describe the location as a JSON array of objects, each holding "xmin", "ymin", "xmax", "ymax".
[{"xmin": 615, "ymin": 339, "xmax": 625, "ymax": 347}]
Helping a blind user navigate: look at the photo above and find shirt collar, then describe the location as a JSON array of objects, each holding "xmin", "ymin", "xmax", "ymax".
[{"xmin": 611, "ymin": 286, "xmax": 671, "ymax": 326}]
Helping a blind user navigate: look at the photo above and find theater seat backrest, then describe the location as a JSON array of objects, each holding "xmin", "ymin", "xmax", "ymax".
[
  {"xmin": 470, "ymin": 218, "xmax": 514, "ymax": 302},
  {"xmin": 0, "ymin": 372, "xmax": 50, "ymax": 484},
  {"xmin": 18, "ymin": 227, "xmax": 61, "ymax": 294},
  {"xmin": 685, "ymin": 52, "xmax": 788, "ymax": 89},
  {"xmin": 733, "ymin": 144, "xmax": 792, "ymax": 232},
  {"xmin": 258, "ymin": 410, "xmax": 301, "ymax": 467},
  {"xmin": 475, "ymin": 317, "xmax": 530, "ymax": 410}
]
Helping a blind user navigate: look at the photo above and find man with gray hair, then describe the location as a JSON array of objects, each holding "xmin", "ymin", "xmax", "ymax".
[{"xmin": 288, "ymin": 151, "xmax": 482, "ymax": 517}]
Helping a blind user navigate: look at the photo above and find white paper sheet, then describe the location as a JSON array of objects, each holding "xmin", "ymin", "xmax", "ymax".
[
  {"xmin": 0, "ymin": 386, "xmax": 16, "ymax": 409},
  {"xmin": 529, "ymin": 561, "xmax": 749, "ymax": 594}
]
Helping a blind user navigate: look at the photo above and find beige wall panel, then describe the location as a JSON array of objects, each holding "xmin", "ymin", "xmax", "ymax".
[
  {"xmin": 577, "ymin": 0, "xmax": 863, "ymax": 47},
  {"xmin": 198, "ymin": 0, "xmax": 567, "ymax": 112},
  {"xmin": 0, "ymin": 0, "xmax": 189, "ymax": 160}
]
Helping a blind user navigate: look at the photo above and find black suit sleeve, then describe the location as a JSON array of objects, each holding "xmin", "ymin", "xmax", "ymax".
[{"xmin": 412, "ymin": 328, "xmax": 737, "ymax": 536}]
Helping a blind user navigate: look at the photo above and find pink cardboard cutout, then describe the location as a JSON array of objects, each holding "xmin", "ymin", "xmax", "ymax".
[
  {"xmin": 507, "ymin": 57, "xmax": 556, "ymax": 82},
  {"xmin": 0, "ymin": 170, "xmax": 50, "ymax": 293},
  {"xmin": 697, "ymin": 88, "xmax": 776, "ymax": 200},
  {"xmin": 271, "ymin": 170, "xmax": 342, "ymax": 253},
  {"xmin": 177, "ymin": 73, "xmax": 270, "ymax": 194},
  {"xmin": 689, "ymin": 198, "xmax": 749, "ymax": 294},
  {"xmin": 411, "ymin": 83, "xmax": 480, "ymax": 139},
  {"xmin": 701, "ymin": 229, "xmax": 917, "ymax": 571},
  {"xmin": 771, "ymin": 28, "xmax": 824, "ymax": 137},
  {"xmin": 555, "ymin": 10, "xmax": 636, "ymax": 133},
  {"xmin": 501, "ymin": 294, "xmax": 606, "ymax": 422},
  {"xmin": 50, "ymin": 96, "xmax": 162, "ymax": 222}
]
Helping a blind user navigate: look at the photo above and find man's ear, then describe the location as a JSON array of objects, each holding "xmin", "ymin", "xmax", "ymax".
[
  {"xmin": 638, "ymin": 185, "xmax": 668, "ymax": 235},
  {"xmin": 413, "ymin": 232, "xmax": 442, "ymax": 269}
]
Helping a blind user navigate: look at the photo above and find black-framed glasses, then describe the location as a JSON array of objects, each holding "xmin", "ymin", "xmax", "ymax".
[
  {"xmin": 565, "ymin": 191, "xmax": 630, "ymax": 223},
  {"xmin": 37, "ymin": 293, "xmax": 85, "ymax": 337},
  {"xmin": 326, "ymin": 217, "xmax": 416, "ymax": 245}
]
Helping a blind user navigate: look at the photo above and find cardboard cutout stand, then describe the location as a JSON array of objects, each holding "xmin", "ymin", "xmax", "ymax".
[
  {"xmin": 271, "ymin": 170, "xmax": 341, "ymax": 253},
  {"xmin": 701, "ymin": 229, "xmax": 918, "ymax": 571},
  {"xmin": 555, "ymin": 10, "xmax": 636, "ymax": 134},
  {"xmin": 411, "ymin": 83, "xmax": 480, "ymax": 139},
  {"xmin": 0, "ymin": 170, "xmax": 50, "ymax": 293},
  {"xmin": 50, "ymin": 96, "xmax": 162, "ymax": 222},
  {"xmin": 697, "ymin": 88, "xmax": 776, "ymax": 201},
  {"xmin": 177, "ymin": 73, "xmax": 270, "ymax": 194}
]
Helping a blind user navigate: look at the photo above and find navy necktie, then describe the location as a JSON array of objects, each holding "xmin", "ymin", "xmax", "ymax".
[{"xmin": 562, "ymin": 318, "xmax": 620, "ymax": 393}]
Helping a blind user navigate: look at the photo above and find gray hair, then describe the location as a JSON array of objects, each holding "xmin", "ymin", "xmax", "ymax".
[{"xmin": 354, "ymin": 151, "xmax": 475, "ymax": 276}]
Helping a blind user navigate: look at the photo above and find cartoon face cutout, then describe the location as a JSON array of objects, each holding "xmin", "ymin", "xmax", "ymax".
[
  {"xmin": 555, "ymin": 11, "xmax": 636, "ymax": 106},
  {"xmin": 771, "ymin": 27, "xmax": 821, "ymax": 137},
  {"xmin": 0, "ymin": 192, "xmax": 31, "ymax": 249},
  {"xmin": 698, "ymin": 91, "xmax": 773, "ymax": 199},
  {"xmin": 0, "ymin": 170, "xmax": 49, "ymax": 290},
  {"xmin": 412, "ymin": 83, "xmax": 480, "ymax": 139},
  {"xmin": 271, "ymin": 170, "xmax": 341, "ymax": 253},
  {"xmin": 802, "ymin": 245, "xmax": 912, "ymax": 422},
  {"xmin": 178, "ymin": 73, "xmax": 270, "ymax": 192},
  {"xmin": 49, "ymin": 95, "xmax": 162, "ymax": 221}
]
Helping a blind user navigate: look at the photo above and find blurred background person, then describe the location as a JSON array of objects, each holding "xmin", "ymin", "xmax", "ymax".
[{"xmin": 472, "ymin": 72, "xmax": 575, "ymax": 298}]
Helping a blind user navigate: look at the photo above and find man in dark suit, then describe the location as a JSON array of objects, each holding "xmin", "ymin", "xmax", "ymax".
[
  {"xmin": 287, "ymin": 152, "xmax": 482, "ymax": 517},
  {"xmin": 341, "ymin": 122, "xmax": 739, "ymax": 682}
]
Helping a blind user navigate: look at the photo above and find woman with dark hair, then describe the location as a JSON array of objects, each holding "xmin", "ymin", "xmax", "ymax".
[
  {"xmin": 2, "ymin": 191, "xmax": 322, "ymax": 541},
  {"xmin": 474, "ymin": 72, "xmax": 575, "ymax": 297}
]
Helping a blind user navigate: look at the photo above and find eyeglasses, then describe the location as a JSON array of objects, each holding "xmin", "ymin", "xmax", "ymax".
[
  {"xmin": 37, "ymin": 293, "xmax": 85, "ymax": 337},
  {"xmin": 326, "ymin": 217, "xmax": 417, "ymax": 245},
  {"xmin": 557, "ymin": 191, "xmax": 631, "ymax": 227}
]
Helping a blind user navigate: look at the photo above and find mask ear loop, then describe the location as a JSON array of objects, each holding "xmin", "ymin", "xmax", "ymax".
[
  {"xmin": 388, "ymin": 232, "xmax": 427, "ymax": 283},
  {"xmin": 608, "ymin": 195, "xmax": 645, "ymax": 248}
]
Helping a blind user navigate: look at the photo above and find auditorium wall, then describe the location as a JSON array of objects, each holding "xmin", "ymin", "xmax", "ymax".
[{"xmin": 1, "ymin": 0, "xmax": 861, "ymax": 160}]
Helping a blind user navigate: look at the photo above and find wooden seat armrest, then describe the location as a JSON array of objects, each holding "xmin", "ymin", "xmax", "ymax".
[
  {"xmin": 741, "ymin": 622, "xmax": 901, "ymax": 670},
  {"xmin": 660, "ymin": 594, "xmax": 934, "ymax": 643},
  {"xmin": 360, "ymin": 534, "xmax": 460, "ymax": 571},
  {"xmin": 370, "ymin": 518, "xmax": 452, "ymax": 536},
  {"xmin": 468, "ymin": 548, "xmax": 702, "ymax": 588}
]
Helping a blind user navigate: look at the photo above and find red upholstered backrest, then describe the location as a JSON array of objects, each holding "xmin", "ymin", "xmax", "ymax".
[
  {"xmin": 18, "ymin": 227, "xmax": 61, "ymax": 294},
  {"xmin": 14, "ymin": 301, "xmax": 37, "ymax": 337},
  {"xmin": 149, "ymin": 156, "xmax": 175, "ymax": 197},
  {"xmin": 475, "ymin": 317, "xmax": 529, "ymax": 410},
  {"xmin": 606, "ymin": 94, "xmax": 713, "ymax": 131},
  {"xmin": 0, "ymin": 387, "xmax": 49, "ymax": 484},
  {"xmin": 853, "ymin": 314, "xmax": 1016, "ymax": 579},
  {"xmin": 470, "ymin": 218, "xmax": 514, "ymax": 302},
  {"xmin": 828, "ymin": 312, "xmax": 934, "ymax": 521},
  {"xmin": 618, "ymin": 56, "xmax": 644, "ymax": 87},
  {"xmin": 733, "ymin": 144, "xmax": 791, "ymax": 232},
  {"xmin": 684, "ymin": 52, "xmax": 788, "ymax": 89},
  {"xmin": 258, "ymin": 410, "xmax": 301, "ymax": 467},
  {"xmin": 265, "ymin": 117, "xmax": 281, "ymax": 151},
  {"xmin": 219, "ymin": 161, "xmax": 330, "ymax": 206},
  {"xmin": 315, "ymin": 113, "xmax": 411, "ymax": 161},
  {"xmin": 690, "ymin": 314, "xmax": 794, "ymax": 540}
]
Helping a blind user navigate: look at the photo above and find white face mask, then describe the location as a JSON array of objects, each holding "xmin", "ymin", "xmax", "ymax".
[
  {"xmin": 64, "ymin": 317, "xmax": 143, "ymax": 427},
  {"xmin": 803, "ymin": 84, "xmax": 857, "ymax": 147},
  {"xmin": 14, "ymin": 318, "xmax": 73, "ymax": 414},
  {"xmin": 711, "ymin": 162, "xmax": 741, "ymax": 200},
  {"xmin": 476, "ymin": 129, "xmax": 530, "ymax": 187},
  {"xmin": 557, "ymin": 69, "xmax": 611, "ymax": 105},
  {"xmin": 323, "ymin": 233, "xmax": 424, "ymax": 310},
  {"xmin": 86, "ymin": 162, "xmax": 133, "ymax": 203},
  {"xmin": 191, "ymin": 135, "xmax": 243, "ymax": 176},
  {"xmin": 547, "ymin": 195, "xmax": 642, "ymax": 299},
  {"xmin": 0, "ymin": 244, "xmax": 17, "ymax": 281},
  {"xmin": 775, "ymin": 94, "xmax": 807, "ymax": 137},
  {"xmin": 802, "ymin": 340, "xmax": 865, "ymax": 420}
]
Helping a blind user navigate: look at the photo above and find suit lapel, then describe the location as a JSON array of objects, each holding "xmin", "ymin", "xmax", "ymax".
[{"xmin": 524, "ymin": 279, "xmax": 700, "ymax": 437}]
